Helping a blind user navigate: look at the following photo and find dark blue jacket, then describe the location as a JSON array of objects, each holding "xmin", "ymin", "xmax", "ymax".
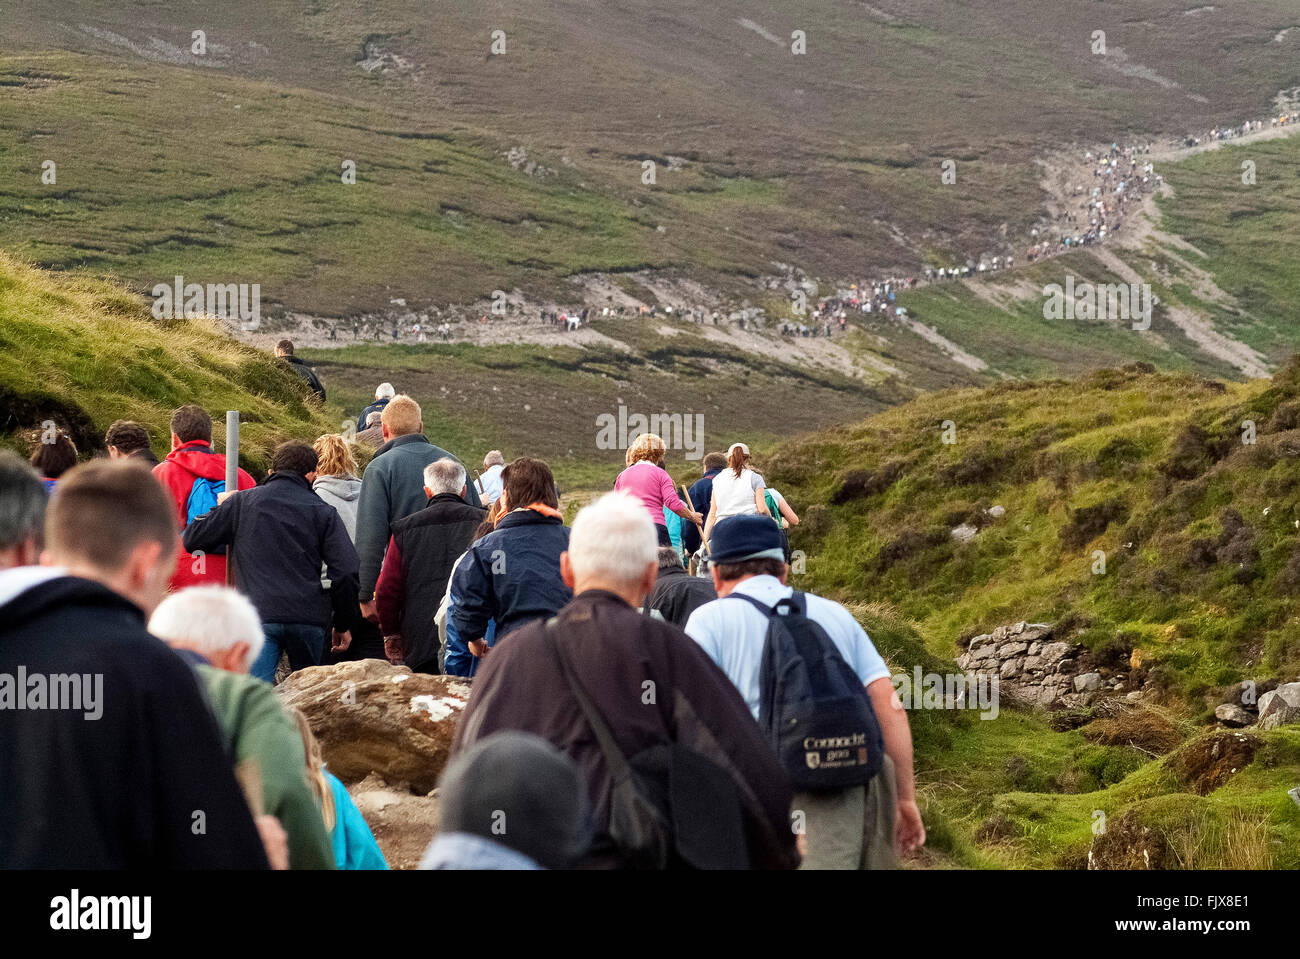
[
  {"xmin": 683, "ymin": 469, "xmax": 721, "ymax": 554},
  {"xmin": 183, "ymin": 471, "xmax": 360, "ymax": 631},
  {"xmin": 356, "ymin": 397, "xmax": 391, "ymax": 434},
  {"xmin": 450, "ymin": 509, "xmax": 572, "ymax": 643}
]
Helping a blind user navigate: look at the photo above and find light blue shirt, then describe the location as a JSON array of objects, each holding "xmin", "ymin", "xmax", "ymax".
[
  {"xmin": 684, "ymin": 575, "xmax": 891, "ymax": 721},
  {"xmin": 475, "ymin": 464, "xmax": 504, "ymax": 505}
]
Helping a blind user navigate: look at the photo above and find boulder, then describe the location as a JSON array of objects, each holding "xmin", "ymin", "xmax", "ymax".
[
  {"xmin": 1000, "ymin": 658, "xmax": 1021, "ymax": 679},
  {"xmin": 997, "ymin": 641, "xmax": 1029, "ymax": 658},
  {"xmin": 951, "ymin": 523, "xmax": 978, "ymax": 543},
  {"xmin": 986, "ymin": 505, "xmax": 1007, "ymax": 518},
  {"xmin": 278, "ymin": 660, "xmax": 472, "ymax": 794},
  {"xmin": 1256, "ymin": 682, "xmax": 1300, "ymax": 730},
  {"xmin": 1073, "ymin": 671, "xmax": 1103, "ymax": 693},
  {"xmin": 1214, "ymin": 703, "xmax": 1254, "ymax": 728}
]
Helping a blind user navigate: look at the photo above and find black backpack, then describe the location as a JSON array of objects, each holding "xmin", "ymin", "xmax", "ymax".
[
  {"xmin": 729, "ymin": 591, "xmax": 884, "ymax": 791},
  {"xmin": 544, "ymin": 620, "xmax": 749, "ymax": 869}
]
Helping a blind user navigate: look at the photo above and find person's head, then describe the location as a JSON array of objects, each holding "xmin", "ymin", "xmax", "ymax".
[
  {"xmin": 702, "ymin": 451, "xmax": 727, "ymax": 472},
  {"xmin": 365, "ymin": 410, "xmax": 383, "ymax": 428},
  {"xmin": 707, "ymin": 514, "xmax": 788, "ymax": 596},
  {"xmin": 312, "ymin": 434, "xmax": 357, "ymax": 479},
  {"xmin": 561, "ymin": 491, "xmax": 657, "ymax": 606},
  {"xmin": 270, "ymin": 441, "xmax": 318, "ymax": 480},
  {"xmin": 29, "ymin": 428, "xmax": 77, "ymax": 480},
  {"xmin": 0, "ymin": 451, "xmax": 47, "ymax": 570},
  {"xmin": 275, "ymin": 339, "xmax": 295, "ymax": 357},
  {"xmin": 169, "ymin": 404, "xmax": 212, "ymax": 448},
  {"xmin": 44, "ymin": 460, "xmax": 179, "ymax": 616},
  {"xmin": 437, "ymin": 731, "xmax": 591, "ymax": 869},
  {"xmin": 104, "ymin": 420, "xmax": 153, "ymax": 460},
  {"xmin": 483, "ymin": 449, "xmax": 505, "ymax": 469},
  {"xmin": 656, "ymin": 546, "xmax": 684, "ymax": 573},
  {"xmin": 423, "ymin": 457, "xmax": 467, "ymax": 499},
  {"xmin": 374, "ymin": 382, "xmax": 396, "ymax": 401},
  {"xmin": 380, "ymin": 394, "xmax": 422, "ymax": 440},
  {"xmin": 148, "ymin": 585, "xmax": 264, "ymax": 674},
  {"xmin": 726, "ymin": 442, "xmax": 751, "ymax": 477},
  {"xmin": 500, "ymin": 457, "xmax": 558, "ymax": 512},
  {"xmin": 625, "ymin": 432, "xmax": 666, "ymax": 468}
]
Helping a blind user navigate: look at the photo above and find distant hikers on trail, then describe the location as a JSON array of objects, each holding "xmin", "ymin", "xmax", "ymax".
[{"xmin": 4, "ymin": 356, "xmax": 929, "ymax": 871}]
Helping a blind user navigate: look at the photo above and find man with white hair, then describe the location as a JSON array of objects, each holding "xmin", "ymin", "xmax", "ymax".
[
  {"xmin": 374, "ymin": 456, "xmax": 487, "ymax": 673},
  {"xmin": 450, "ymin": 492, "xmax": 798, "ymax": 870},
  {"xmin": 474, "ymin": 449, "xmax": 505, "ymax": 506},
  {"xmin": 150, "ymin": 586, "xmax": 336, "ymax": 870},
  {"xmin": 356, "ymin": 382, "xmax": 396, "ymax": 434}
]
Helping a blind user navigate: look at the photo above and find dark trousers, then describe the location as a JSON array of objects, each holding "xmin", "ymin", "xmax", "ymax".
[{"xmin": 654, "ymin": 523, "xmax": 673, "ymax": 547}]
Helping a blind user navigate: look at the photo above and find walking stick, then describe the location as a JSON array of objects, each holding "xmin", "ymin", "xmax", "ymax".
[{"xmin": 225, "ymin": 410, "xmax": 239, "ymax": 586}]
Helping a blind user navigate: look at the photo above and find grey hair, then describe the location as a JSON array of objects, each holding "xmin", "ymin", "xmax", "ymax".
[
  {"xmin": 424, "ymin": 457, "xmax": 467, "ymax": 496},
  {"xmin": 483, "ymin": 449, "xmax": 505, "ymax": 467},
  {"xmin": 148, "ymin": 586, "xmax": 265, "ymax": 665},
  {"xmin": 657, "ymin": 546, "xmax": 683, "ymax": 570},
  {"xmin": 375, "ymin": 382, "xmax": 396, "ymax": 399},
  {"xmin": 0, "ymin": 451, "xmax": 47, "ymax": 551}
]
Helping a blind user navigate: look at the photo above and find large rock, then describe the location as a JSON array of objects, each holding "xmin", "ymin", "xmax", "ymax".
[
  {"xmin": 1074, "ymin": 672, "xmax": 1103, "ymax": 693},
  {"xmin": 278, "ymin": 660, "xmax": 472, "ymax": 794},
  {"xmin": 1214, "ymin": 703, "xmax": 1254, "ymax": 727},
  {"xmin": 1256, "ymin": 682, "xmax": 1300, "ymax": 730}
]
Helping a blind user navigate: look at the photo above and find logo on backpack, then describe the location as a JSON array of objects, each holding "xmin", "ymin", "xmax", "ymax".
[{"xmin": 185, "ymin": 476, "xmax": 225, "ymax": 526}]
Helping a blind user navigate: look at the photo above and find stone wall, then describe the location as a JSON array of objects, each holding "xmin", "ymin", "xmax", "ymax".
[{"xmin": 956, "ymin": 621, "xmax": 1122, "ymax": 709}]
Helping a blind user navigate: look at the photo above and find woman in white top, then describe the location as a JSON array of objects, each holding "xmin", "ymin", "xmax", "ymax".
[{"xmin": 704, "ymin": 442, "xmax": 767, "ymax": 542}]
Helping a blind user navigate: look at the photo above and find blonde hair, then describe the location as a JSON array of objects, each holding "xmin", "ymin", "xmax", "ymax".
[
  {"xmin": 313, "ymin": 434, "xmax": 358, "ymax": 478},
  {"xmin": 625, "ymin": 432, "xmax": 666, "ymax": 468},
  {"xmin": 290, "ymin": 707, "xmax": 336, "ymax": 832},
  {"xmin": 381, "ymin": 395, "xmax": 422, "ymax": 437}
]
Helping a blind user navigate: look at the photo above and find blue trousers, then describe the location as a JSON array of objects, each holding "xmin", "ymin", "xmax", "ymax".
[{"xmin": 252, "ymin": 623, "xmax": 329, "ymax": 683}]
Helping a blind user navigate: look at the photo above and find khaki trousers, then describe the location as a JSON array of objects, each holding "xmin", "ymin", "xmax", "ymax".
[{"xmin": 793, "ymin": 753, "xmax": 899, "ymax": 870}]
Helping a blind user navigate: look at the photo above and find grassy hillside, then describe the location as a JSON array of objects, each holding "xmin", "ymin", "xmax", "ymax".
[
  {"xmin": 2, "ymin": 0, "xmax": 1299, "ymax": 313},
  {"xmin": 0, "ymin": 252, "xmax": 336, "ymax": 472},
  {"xmin": 761, "ymin": 361, "xmax": 1300, "ymax": 867}
]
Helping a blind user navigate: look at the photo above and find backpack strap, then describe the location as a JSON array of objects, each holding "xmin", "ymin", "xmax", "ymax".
[
  {"xmin": 544, "ymin": 618, "xmax": 633, "ymax": 782},
  {"xmin": 726, "ymin": 589, "xmax": 804, "ymax": 618}
]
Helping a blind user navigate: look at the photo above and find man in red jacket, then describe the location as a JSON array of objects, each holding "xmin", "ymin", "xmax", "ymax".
[{"xmin": 152, "ymin": 404, "xmax": 256, "ymax": 589}]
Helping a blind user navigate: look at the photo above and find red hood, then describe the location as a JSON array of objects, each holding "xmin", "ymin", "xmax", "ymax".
[{"xmin": 163, "ymin": 441, "xmax": 231, "ymax": 480}]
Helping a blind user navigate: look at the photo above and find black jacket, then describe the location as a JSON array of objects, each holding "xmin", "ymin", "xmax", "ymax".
[
  {"xmin": 375, "ymin": 492, "xmax": 486, "ymax": 671},
  {"xmin": 449, "ymin": 509, "xmax": 572, "ymax": 642},
  {"xmin": 285, "ymin": 355, "xmax": 326, "ymax": 401},
  {"xmin": 183, "ymin": 471, "xmax": 360, "ymax": 632},
  {"xmin": 0, "ymin": 573, "xmax": 269, "ymax": 868},
  {"xmin": 647, "ymin": 565, "xmax": 717, "ymax": 628}
]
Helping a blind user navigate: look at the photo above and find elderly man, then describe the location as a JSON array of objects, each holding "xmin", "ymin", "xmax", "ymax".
[
  {"xmin": 474, "ymin": 450, "xmax": 506, "ymax": 506},
  {"xmin": 0, "ymin": 451, "xmax": 46, "ymax": 571},
  {"xmin": 150, "ymin": 586, "xmax": 335, "ymax": 869},
  {"xmin": 0, "ymin": 461, "xmax": 268, "ymax": 868},
  {"xmin": 685, "ymin": 514, "xmax": 926, "ymax": 870},
  {"xmin": 375, "ymin": 457, "xmax": 486, "ymax": 673},
  {"xmin": 646, "ymin": 546, "xmax": 716, "ymax": 627},
  {"xmin": 356, "ymin": 382, "xmax": 396, "ymax": 434},
  {"xmin": 450, "ymin": 491, "xmax": 798, "ymax": 870}
]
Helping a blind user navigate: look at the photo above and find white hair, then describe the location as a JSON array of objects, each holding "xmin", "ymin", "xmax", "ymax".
[
  {"xmin": 567, "ymin": 491, "xmax": 657, "ymax": 586},
  {"xmin": 424, "ymin": 457, "xmax": 467, "ymax": 496},
  {"xmin": 148, "ymin": 586, "xmax": 264, "ymax": 665},
  {"xmin": 483, "ymin": 449, "xmax": 504, "ymax": 467},
  {"xmin": 375, "ymin": 382, "xmax": 396, "ymax": 399}
]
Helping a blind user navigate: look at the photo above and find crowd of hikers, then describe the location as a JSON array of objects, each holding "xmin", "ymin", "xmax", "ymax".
[{"xmin": 0, "ymin": 362, "xmax": 924, "ymax": 871}]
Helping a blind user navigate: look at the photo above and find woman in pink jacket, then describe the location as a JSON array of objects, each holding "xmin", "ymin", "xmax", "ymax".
[{"xmin": 614, "ymin": 433, "xmax": 703, "ymax": 547}]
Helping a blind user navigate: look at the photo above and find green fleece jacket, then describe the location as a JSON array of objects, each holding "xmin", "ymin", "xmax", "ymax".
[{"xmin": 197, "ymin": 666, "xmax": 335, "ymax": 870}]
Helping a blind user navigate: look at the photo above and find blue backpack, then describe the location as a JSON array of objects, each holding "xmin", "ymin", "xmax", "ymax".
[
  {"xmin": 184, "ymin": 476, "xmax": 225, "ymax": 526},
  {"xmin": 730, "ymin": 591, "xmax": 884, "ymax": 791}
]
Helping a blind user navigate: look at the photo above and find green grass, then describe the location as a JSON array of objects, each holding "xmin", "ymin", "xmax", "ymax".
[{"xmin": 0, "ymin": 252, "xmax": 337, "ymax": 472}]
